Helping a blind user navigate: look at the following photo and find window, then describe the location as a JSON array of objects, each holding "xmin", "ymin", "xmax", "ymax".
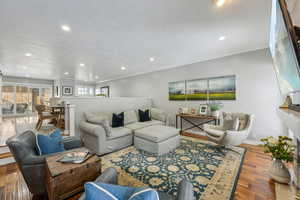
[
  {"xmin": 1, "ymin": 84, "xmax": 52, "ymax": 115},
  {"xmin": 77, "ymin": 86, "xmax": 95, "ymax": 96},
  {"xmin": 100, "ymin": 86, "xmax": 110, "ymax": 97}
]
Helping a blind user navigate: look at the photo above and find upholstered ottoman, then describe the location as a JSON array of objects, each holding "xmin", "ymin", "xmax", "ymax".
[{"xmin": 134, "ymin": 125, "xmax": 180, "ymax": 155}]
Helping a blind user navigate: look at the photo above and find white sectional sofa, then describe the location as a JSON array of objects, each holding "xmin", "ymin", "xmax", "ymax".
[{"xmin": 80, "ymin": 108, "xmax": 170, "ymax": 155}]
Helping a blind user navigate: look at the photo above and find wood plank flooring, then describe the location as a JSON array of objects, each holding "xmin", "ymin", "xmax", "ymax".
[{"xmin": 0, "ymin": 133, "xmax": 276, "ymax": 200}]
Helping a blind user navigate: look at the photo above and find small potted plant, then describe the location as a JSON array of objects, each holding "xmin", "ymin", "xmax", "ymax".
[
  {"xmin": 209, "ymin": 101, "xmax": 223, "ymax": 118},
  {"xmin": 260, "ymin": 136, "xmax": 295, "ymax": 184}
]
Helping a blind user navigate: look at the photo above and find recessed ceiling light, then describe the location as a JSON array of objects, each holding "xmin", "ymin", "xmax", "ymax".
[
  {"xmin": 23, "ymin": 66, "xmax": 28, "ymax": 69},
  {"xmin": 95, "ymin": 75, "xmax": 99, "ymax": 79},
  {"xmin": 149, "ymin": 57, "xmax": 155, "ymax": 62},
  {"xmin": 121, "ymin": 66, "xmax": 126, "ymax": 70},
  {"xmin": 25, "ymin": 53, "xmax": 32, "ymax": 57},
  {"xmin": 219, "ymin": 36, "xmax": 226, "ymax": 41},
  {"xmin": 214, "ymin": 0, "xmax": 226, "ymax": 7},
  {"xmin": 80, "ymin": 63, "xmax": 85, "ymax": 67},
  {"xmin": 64, "ymin": 72, "xmax": 69, "ymax": 75},
  {"xmin": 61, "ymin": 25, "xmax": 71, "ymax": 32}
]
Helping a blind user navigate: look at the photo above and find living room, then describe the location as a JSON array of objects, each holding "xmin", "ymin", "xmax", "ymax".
[{"xmin": 0, "ymin": 0, "xmax": 300, "ymax": 199}]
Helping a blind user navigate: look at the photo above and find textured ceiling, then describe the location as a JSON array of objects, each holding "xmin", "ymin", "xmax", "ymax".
[{"xmin": 0, "ymin": 0, "xmax": 272, "ymax": 83}]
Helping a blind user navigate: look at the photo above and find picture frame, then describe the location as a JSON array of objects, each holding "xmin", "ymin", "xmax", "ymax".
[
  {"xmin": 62, "ymin": 86, "xmax": 73, "ymax": 96},
  {"xmin": 199, "ymin": 105, "xmax": 208, "ymax": 115}
]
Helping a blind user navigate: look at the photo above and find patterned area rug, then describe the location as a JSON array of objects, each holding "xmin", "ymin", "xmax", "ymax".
[{"xmin": 101, "ymin": 136, "xmax": 246, "ymax": 200}]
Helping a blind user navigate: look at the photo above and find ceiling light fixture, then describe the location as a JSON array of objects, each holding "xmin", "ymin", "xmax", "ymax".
[
  {"xmin": 23, "ymin": 66, "xmax": 28, "ymax": 69},
  {"xmin": 64, "ymin": 72, "xmax": 69, "ymax": 75},
  {"xmin": 219, "ymin": 36, "xmax": 226, "ymax": 41},
  {"xmin": 80, "ymin": 63, "xmax": 85, "ymax": 67},
  {"xmin": 95, "ymin": 75, "xmax": 99, "ymax": 79},
  {"xmin": 61, "ymin": 25, "xmax": 71, "ymax": 32},
  {"xmin": 214, "ymin": 0, "xmax": 226, "ymax": 7},
  {"xmin": 25, "ymin": 53, "xmax": 32, "ymax": 57},
  {"xmin": 121, "ymin": 66, "xmax": 126, "ymax": 70},
  {"xmin": 149, "ymin": 57, "xmax": 155, "ymax": 62}
]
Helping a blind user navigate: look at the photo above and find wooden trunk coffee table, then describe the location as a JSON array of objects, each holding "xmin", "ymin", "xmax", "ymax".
[{"xmin": 45, "ymin": 147, "xmax": 101, "ymax": 200}]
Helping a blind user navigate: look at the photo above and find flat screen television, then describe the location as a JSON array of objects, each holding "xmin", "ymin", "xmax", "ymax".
[{"xmin": 269, "ymin": 0, "xmax": 300, "ymax": 95}]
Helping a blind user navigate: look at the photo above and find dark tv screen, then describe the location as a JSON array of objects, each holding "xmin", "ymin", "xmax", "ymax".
[{"xmin": 270, "ymin": 0, "xmax": 300, "ymax": 95}]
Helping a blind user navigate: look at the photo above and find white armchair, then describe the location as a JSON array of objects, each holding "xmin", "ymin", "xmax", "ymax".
[{"xmin": 203, "ymin": 113, "xmax": 254, "ymax": 148}]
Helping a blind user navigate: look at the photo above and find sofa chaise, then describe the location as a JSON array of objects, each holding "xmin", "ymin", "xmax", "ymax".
[{"xmin": 79, "ymin": 108, "xmax": 174, "ymax": 155}]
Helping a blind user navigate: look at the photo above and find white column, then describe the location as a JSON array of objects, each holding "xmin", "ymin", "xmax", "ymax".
[{"xmin": 64, "ymin": 104, "xmax": 76, "ymax": 136}]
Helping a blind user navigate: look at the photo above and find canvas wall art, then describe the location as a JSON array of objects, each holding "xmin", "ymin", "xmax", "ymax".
[
  {"xmin": 186, "ymin": 78, "xmax": 208, "ymax": 100},
  {"xmin": 168, "ymin": 75, "xmax": 236, "ymax": 101},
  {"xmin": 208, "ymin": 75, "xmax": 236, "ymax": 100},
  {"xmin": 168, "ymin": 81, "xmax": 186, "ymax": 100}
]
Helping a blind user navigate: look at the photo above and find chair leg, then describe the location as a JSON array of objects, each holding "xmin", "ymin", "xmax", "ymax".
[
  {"xmin": 38, "ymin": 119, "xmax": 43, "ymax": 130},
  {"xmin": 36, "ymin": 119, "xmax": 41, "ymax": 130}
]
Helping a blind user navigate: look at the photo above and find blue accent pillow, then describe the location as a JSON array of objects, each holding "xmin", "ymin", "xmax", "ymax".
[
  {"xmin": 84, "ymin": 182, "xmax": 159, "ymax": 200},
  {"xmin": 36, "ymin": 129, "xmax": 65, "ymax": 155}
]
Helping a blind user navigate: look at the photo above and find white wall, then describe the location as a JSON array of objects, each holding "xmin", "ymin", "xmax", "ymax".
[{"xmin": 99, "ymin": 49, "xmax": 286, "ymax": 140}]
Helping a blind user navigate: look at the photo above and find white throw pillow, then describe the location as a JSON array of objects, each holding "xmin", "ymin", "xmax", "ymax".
[
  {"xmin": 124, "ymin": 110, "xmax": 138, "ymax": 125},
  {"xmin": 85, "ymin": 112, "xmax": 112, "ymax": 136},
  {"xmin": 232, "ymin": 118, "xmax": 240, "ymax": 131},
  {"xmin": 150, "ymin": 108, "xmax": 166, "ymax": 122}
]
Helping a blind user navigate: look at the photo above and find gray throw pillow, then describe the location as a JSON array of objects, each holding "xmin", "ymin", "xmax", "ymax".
[
  {"xmin": 85, "ymin": 112, "xmax": 112, "ymax": 136},
  {"xmin": 150, "ymin": 108, "xmax": 166, "ymax": 122},
  {"xmin": 124, "ymin": 110, "xmax": 138, "ymax": 125}
]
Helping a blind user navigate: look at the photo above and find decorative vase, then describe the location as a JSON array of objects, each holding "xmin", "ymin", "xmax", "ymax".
[
  {"xmin": 211, "ymin": 110, "xmax": 220, "ymax": 118},
  {"xmin": 268, "ymin": 159, "xmax": 291, "ymax": 184}
]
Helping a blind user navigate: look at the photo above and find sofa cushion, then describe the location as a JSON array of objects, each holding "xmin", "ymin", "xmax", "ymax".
[
  {"xmin": 135, "ymin": 125, "xmax": 179, "ymax": 143},
  {"xmin": 125, "ymin": 120, "xmax": 164, "ymax": 131},
  {"xmin": 150, "ymin": 108, "xmax": 166, "ymax": 122},
  {"xmin": 36, "ymin": 129, "xmax": 65, "ymax": 155},
  {"xmin": 138, "ymin": 109, "xmax": 151, "ymax": 122},
  {"xmin": 85, "ymin": 112, "xmax": 112, "ymax": 136},
  {"xmin": 108, "ymin": 127, "xmax": 132, "ymax": 140},
  {"xmin": 112, "ymin": 112, "xmax": 124, "ymax": 128},
  {"xmin": 124, "ymin": 110, "xmax": 138, "ymax": 125}
]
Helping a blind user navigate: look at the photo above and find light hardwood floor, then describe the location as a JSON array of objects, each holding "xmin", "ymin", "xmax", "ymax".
[{"xmin": 0, "ymin": 133, "xmax": 276, "ymax": 200}]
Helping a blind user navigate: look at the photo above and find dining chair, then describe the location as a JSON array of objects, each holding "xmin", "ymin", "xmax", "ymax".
[{"xmin": 35, "ymin": 105, "xmax": 58, "ymax": 130}]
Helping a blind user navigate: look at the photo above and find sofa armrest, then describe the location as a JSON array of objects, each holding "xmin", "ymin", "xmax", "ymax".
[
  {"xmin": 80, "ymin": 121, "xmax": 107, "ymax": 138},
  {"xmin": 22, "ymin": 154, "xmax": 47, "ymax": 165},
  {"xmin": 165, "ymin": 113, "xmax": 172, "ymax": 126},
  {"xmin": 62, "ymin": 136, "xmax": 82, "ymax": 150},
  {"xmin": 95, "ymin": 167, "xmax": 118, "ymax": 184},
  {"xmin": 177, "ymin": 180, "xmax": 194, "ymax": 200}
]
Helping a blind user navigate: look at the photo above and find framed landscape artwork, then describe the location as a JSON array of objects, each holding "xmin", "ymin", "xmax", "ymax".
[
  {"xmin": 168, "ymin": 75, "xmax": 236, "ymax": 101},
  {"xmin": 208, "ymin": 75, "xmax": 236, "ymax": 100},
  {"xmin": 186, "ymin": 78, "xmax": 208, "ymax": 100},
  {"xmin": 168, "ymin": 81, "xmax": 186, "ymax": 100}
]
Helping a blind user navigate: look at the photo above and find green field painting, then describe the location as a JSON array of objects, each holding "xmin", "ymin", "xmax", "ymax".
[
  {"xmin": 208, "ymin": 92, "xmax": 236, "ymax": 100},
  {"xmin": 168, "ymin": 75, "xmax": 236, "ymax": 101}
]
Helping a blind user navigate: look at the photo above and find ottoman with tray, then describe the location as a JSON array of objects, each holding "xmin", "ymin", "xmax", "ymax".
[{"xmin": 134, "ymin": 125, "xmax": 180, "ymax": 155}]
